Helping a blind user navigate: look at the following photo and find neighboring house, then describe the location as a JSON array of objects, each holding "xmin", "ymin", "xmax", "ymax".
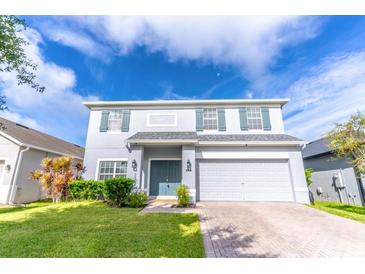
[
  {"xmin": 83, "ymin": 99, "xmax": 309, "ymax": 203},
  {"xmin": 0, "ymin": 117, "xmax": 84, "ymax": 204},
  {"xmin": 303, "ymin": 138, "xmax": 365, "ymax": 206}
]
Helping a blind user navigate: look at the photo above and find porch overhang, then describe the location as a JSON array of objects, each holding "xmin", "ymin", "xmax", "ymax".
[{"xmin": 126, "ymin": 132, "xmax": 306, "ymax": 146}]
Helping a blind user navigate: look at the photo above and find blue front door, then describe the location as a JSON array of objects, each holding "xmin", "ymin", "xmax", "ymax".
[{"xmin": 150, "ymin": 160, "xmax": 182, "ymax": 196}]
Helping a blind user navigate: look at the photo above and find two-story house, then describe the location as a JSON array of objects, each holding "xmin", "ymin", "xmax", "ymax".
[{"xmin": 82, "ymin": 99, "xmax": 309, "ymax": 203}]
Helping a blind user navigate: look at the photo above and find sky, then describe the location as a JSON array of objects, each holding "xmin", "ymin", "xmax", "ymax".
[{"xmin": 1, "ymin": 16, "xmax": 365, "ymax": 146}]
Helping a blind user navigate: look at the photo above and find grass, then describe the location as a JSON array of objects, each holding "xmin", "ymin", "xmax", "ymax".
[
  {"xmin": 0, "ymin": 201, "xmax": 205, "ymax": 258},
  {"xmin": 310, "ymin": 201, "xmax": 365, "ymax": 224}
]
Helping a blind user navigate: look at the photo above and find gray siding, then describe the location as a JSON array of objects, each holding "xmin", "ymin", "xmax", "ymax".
[{"xmin": 304, "ymin": 154, "xmax": 364, "ymax": 205}]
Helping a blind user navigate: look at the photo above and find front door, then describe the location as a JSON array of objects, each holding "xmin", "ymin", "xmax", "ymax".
[{"xmin": 150, "ymin": 160, "xmax": 182, "ymax": 196}]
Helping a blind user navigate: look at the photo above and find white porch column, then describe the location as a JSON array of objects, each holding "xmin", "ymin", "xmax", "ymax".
[
  {"xmin": 127, "ymin": 145, "xmax": 144, "ymax": 190},
  {"xmin": 182, "ymin": 145, "xmax": 196, "ymax": 203}
]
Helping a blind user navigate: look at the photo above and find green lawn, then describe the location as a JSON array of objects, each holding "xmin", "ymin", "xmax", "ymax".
[
  {"xmin": 0, "ymin": 201, "xmax": 205, "ymax": 258},
  {"xmin": 310, "ymin": 201, "xmax": 365, "ymax": 224}
]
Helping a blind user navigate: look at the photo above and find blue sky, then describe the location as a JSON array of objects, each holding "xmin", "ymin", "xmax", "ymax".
[{"xmin": 1, "ymin": 16, "xmax": 365, "ymax": 146}]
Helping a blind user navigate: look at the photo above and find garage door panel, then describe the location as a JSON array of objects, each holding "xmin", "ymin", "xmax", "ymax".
[{"xmin": 198, "ymin": 159, "xmax": 294, "ymax": 202}]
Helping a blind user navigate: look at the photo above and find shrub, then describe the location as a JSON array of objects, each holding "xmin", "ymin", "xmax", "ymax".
[
  {"xmin": 126, "ymin": 191, "xmax": 148, "ymax": 208},
  {"xmin": 176, "ymin": 184, "xmax": 190, "ymax": 207},
  {"xmin": 305, "ymin": 168, "xmax": 313, "ymax": 186},
  {"xmin": 69, "ymin": 180, "xmax": 105, "ymax": 200},
  {"xmin": 31, "ymin": 156, "xmax": 85, "ymax": 202},
  {"xmin": 104, "ymin": 177, "xmax": 135, "ymax": 207}
]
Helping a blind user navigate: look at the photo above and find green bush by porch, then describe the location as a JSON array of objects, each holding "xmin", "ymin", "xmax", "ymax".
[{"xmin": 0, "ymin": 201, "xmax": 205, "ymax": 258}]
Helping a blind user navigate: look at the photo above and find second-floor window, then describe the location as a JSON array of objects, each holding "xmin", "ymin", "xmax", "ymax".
[
  {"xmin": 203, "ymin": 108, "xmax": 218, "ymax": 130},
  {"xmin": 108, "ymin": 110, "xmax": 123, "ymax": 132},
  {"xmin": 247, "ymin": 107, "xmax": 263, "ymax": 130}
]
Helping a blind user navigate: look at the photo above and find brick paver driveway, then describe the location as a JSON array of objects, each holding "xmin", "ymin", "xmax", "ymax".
[{"xmin": 197, "ymin": 202, "xmax": 365, "ymax": 258}]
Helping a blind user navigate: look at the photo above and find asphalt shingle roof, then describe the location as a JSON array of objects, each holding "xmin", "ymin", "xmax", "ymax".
[
  {"xmin": 127, "ymin": 131, "xmax": 303, "ymax": 143},
  {"xmin": 302, "ymin": 137, "xmax": 332, "ymax": 159},
  {"xmin": 0, "ymin": 117, "xmax": 84, "ymax": 159}
]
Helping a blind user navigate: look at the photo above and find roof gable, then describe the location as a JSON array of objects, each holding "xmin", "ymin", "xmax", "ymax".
[{"xmin": 0, "ymin": 117, "xmax": 84, "ymax": 159}]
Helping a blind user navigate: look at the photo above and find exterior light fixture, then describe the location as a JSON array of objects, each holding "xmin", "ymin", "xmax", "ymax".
[
  {"xmin": 132, "ymin": 159, "xmax": 137, "ymax": 171},
  {"xmin": 186, "ymin": 160, "xmax": 192, "ymax": 172},
  {"xmin": 5, "ymin": 164, "xmax": 11, "ymax": 171}
]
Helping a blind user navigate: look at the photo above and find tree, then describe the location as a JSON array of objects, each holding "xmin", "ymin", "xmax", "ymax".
[
  {"xmin": 32, "ymin": 156, "xmax": 85, "ymax": 202},
  {"xmin": 327, "ymin": 112, "xmax": 365, "ymax": 175},
  {"xmin": 0, "ymin": 15, "xmax": 45, "ymax": 110}
]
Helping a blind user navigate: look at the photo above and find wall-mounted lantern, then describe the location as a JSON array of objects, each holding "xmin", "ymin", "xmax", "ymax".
[
  {"xmin": 186, "ymin": 160, "xmax": 192, "ymax": 172},
  {"xmin": 132, "ymin": 159, "xmax": 137, "ymax": 171},
  {"xmin": 5, "ymin": 164, "xmax": 11, "ymax": 171}
]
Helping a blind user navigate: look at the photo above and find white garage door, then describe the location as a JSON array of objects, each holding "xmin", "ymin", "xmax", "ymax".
[{"xmin": 198, "ymin": 159, "xmax": 294, "ymax": 201}]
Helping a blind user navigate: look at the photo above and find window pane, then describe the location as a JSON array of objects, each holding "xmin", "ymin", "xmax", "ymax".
[
  {"xmin": 203, "ymin": 108, "xmax": 218, "ymax": 130},
  {"xmin": 98, "ymin": 160, "xmax": 128, "ymax": 180},
  {"xmin": 108, "ymin": 110, "xmax": 123, "ymax": 131},
  {"xmin": 247, "ymin": 107, "xmax": 263, "ymax": 130}
]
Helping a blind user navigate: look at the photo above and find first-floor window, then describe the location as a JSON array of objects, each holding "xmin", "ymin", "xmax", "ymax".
[{"xmin": 98, "ymin": 160, "xmax": 127, "ymax": 180}]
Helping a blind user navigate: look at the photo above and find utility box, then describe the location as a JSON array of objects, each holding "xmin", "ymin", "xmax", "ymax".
[{"xmin": 334, "ymin": 171, "xmax": 345, "ymax": 188}]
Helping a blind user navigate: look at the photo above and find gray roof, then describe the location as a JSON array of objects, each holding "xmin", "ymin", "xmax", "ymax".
[
  {"xmin": 127, "ymin": 131, "xmax": 198, "ymax": 141},
  {"xmin": 127, "ymin": 131, "xmax": 303, "ymax": 143},
  {"xmin": 0, "ymin": 117, "xmax": 84, "ymax": 159},
  {"xmin": 198, "ymin": 134, "xmax": 303, "ymax": 142},
  {"xmin": 302, "ymin": 137, "xmax": 332, "ymax": 159}
]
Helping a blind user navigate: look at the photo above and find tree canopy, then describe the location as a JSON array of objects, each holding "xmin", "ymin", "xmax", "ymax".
[
  {"xmin": 327, "ymin": 112, "xmax": 365, "ymax": 175},
  {"xmin": 0, "ymin": 15, "xmax": 45, "ymax": 110}
]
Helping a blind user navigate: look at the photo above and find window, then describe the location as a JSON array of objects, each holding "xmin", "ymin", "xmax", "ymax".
[
  {"xmin": 247, "ymin": 107, "xmax": 263, "ymax": 130},
  {"xmin": 98, "ymin": 160, "xmax": 127, "ymax": 180},
  {"xmin": 203, "ymin": 108, "xmax": 218, "ymax": 130},
  {"xmin": 108, "ymin": 110, "xmax": 123, "ymax": 132}
]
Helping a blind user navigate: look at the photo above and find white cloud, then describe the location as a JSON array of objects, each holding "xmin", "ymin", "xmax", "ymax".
[
  {"xmin": 157, "ymin": 84, "xmax": 196, "ymax": 100},
  {"xmin": 0, "ymin": 27, "xmax": 99, "ymax": 145},
  {"xmin": 46, "ymin": 16, "xmax": 321, "ymax": 79},
  {"xmin": 284, "ymin": 51, "xmax": 365, "ymax": 141},
  {"xmin": 0, "ymin": 111, "xmax": 43, "ymax": 131}
]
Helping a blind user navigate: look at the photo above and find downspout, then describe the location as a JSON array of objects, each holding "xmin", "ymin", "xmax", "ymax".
[{"xmin": 7, "ymin": 146, "xmax": 30, "ymax": 204}]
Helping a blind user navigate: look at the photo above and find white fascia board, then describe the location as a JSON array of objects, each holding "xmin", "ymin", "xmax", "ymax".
[
  {"xmin": 0, "ymin": 131, "xmax": 23, "ymax": 146},
  {"xmin": 197, "ymin": 141, "xmax": 307, "ymax": 146},
  {"xmin": 196, "ymin": 151, "xmax": 290, "ymax": 159},
  {"xmin": 83, "ymin": 98, "xmax": 290, "ymax": 109}
]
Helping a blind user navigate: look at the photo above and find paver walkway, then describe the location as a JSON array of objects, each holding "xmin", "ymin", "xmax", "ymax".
[{"xmin": 197, "ymin": 202, "xmax": 365, "ymax": 258}]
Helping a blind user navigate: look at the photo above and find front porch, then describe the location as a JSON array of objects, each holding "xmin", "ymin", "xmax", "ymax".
[{"xmin": 126, "ymin": 144, "xmax": 197, "ymax": 202}]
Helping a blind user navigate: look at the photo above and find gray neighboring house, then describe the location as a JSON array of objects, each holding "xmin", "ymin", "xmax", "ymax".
[
  {"xmin": 0, "ymin": 117, "xmax": 84, "ymax": 204},
  {"xmin": 302, "ymin": 138, "xmax": 365, "ymax": 206},
  {"xmin": 83, "ymin": 98, "xmax": 309, "ymax": 203}
]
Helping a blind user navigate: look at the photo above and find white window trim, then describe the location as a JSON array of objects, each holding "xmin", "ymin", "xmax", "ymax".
[
  {"xmin": 147, "ymin": 157, "xmax": 182, "ymax": 197},
  {"xmin": 203, "ymin": 108, "xmax": 218, "ymax": 131},
  {"xmin": 146, "ymin": 113, "xmax": 177, "ymax": 127},
  {"xmin": 95, "ymin": 158, "xmax": 128, "ymax": 180},
  {"xmin": 107, "ymin": 110, "xmax": 124, "ymax": 133},
  {"xmin": 246, "ymin": 107, "xmax": 264, "ymax": 131}
]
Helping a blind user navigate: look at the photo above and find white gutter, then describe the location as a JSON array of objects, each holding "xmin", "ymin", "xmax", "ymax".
[
  {"xmin": 7, "ymin": 146, "xmax": 30, "ymax": 204},
  {"xmin": 83, "ymin": 98, "xmax": 290, "ymax": 109}
]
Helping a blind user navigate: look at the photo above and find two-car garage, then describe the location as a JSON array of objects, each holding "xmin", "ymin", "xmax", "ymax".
[{"xmin": 197, "ymin": 159, "xmax": 295, "ymax": 202}]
